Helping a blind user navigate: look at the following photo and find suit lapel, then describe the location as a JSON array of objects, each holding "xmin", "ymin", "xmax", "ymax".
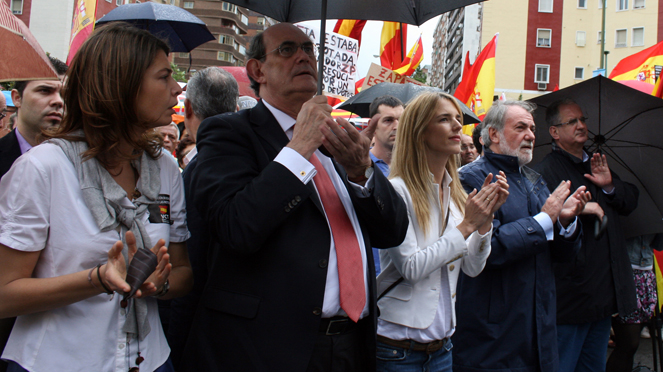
[{"xmin": 249, "ymin": 101, "xmax": 324, "ymax": 213}]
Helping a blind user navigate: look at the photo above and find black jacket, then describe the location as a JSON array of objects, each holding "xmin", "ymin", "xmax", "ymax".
[
  {"xmin": 0, "ymin": 130, "xmax": 21, "ymax": 179},
  {"xmin": 181, "ymin": 101, "xmax": 408, "ymax": 372},
  {"xmin": 534, "ymin": 146, "xmax": 639, "ymax": 324}
]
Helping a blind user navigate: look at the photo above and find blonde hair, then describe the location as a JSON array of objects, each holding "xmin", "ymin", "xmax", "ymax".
[{"xmin": 390, "ymin": 92, "xmax": 468, "ymax": 236}]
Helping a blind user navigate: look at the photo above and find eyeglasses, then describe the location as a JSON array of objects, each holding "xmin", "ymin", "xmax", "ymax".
[
  {"xmin": 0, "ymin": 110, "xmax": 7, "ymax": 120},
  {"xmin": 259, "ymin": 41, "xmax": 318, "ymax": 60},
  {"xmin": 553, "ymin": 116, "xmax": 587, "ymax": 127}
]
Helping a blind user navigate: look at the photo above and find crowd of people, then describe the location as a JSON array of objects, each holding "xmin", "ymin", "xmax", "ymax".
[{"xmin": 0, "ymin": 19, "xmax": 649, "ymax": 372}]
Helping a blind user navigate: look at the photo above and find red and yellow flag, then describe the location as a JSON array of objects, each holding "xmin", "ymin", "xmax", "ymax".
[
  {"xmin": 609, "ymin": 40, "xmax": 663, "ymax": 84},
  {"xmin": 67, "ymin": 0, "xmax": 97, "ymax": 64},
  {"xmin": 380, "ymin": 22, "xmax": 407, "ymax": 71},
  {"xmin": 454, "ymin": 33, "xmax": 498, "ymax": 123},
  {"xmin": 394, "ymin": 36, "xmax": 424, "ymax": 76},
  {"xmin": 653, "ymin": 75, "xmax": 663, "ymax": 98},
  {"xmin": 333, "ymin": 19, "xmax": 367, "ymax": 49}
]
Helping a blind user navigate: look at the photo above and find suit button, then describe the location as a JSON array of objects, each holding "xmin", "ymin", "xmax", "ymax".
[
  {"xmin": 313, "ymin": 307, "xmax": 322, "ymax": 316},
  {"xmin": 295, "ymin": 196, "xmax": 301, "ymax": 202},
  {"xmin": 479, "ymin": 242, "xmax": 485, "ymax": 252},
  {"xmin": 319, "ymin": 259, "xmax": 328, "ymax": 268},
  {"xmin": 292, "ymin": 199, "xmax": 298, "ymax": 205},
  {"xmin": 449, "ymin": 264, "xmax": 455, "ymax": 271},
  {"xmin": 285, "ymin": 206, "xmax": 291, "ymax": 212},
  {"xmin": 527, "ymin": 227, "xmax": 533, "ymax": 232}
]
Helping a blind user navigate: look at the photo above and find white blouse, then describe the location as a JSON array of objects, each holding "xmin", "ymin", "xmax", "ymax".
[{"xmin": 0, "ymin": 143, "xmax": 190, "ymax": 372}]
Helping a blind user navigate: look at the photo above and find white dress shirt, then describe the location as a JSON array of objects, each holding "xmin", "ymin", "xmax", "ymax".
[{"xmin": 264, "ymin": 100, "xmax": 373, "ymax": 319}]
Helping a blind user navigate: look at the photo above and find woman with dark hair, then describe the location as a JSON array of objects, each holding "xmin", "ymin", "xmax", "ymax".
[
  {"xmin": 375, "ymin": 92, "xmax": 509, "ymax": 371},
  {"xmin": 0, "ymin": 23, "xmax": 192, "ymax": 372}
]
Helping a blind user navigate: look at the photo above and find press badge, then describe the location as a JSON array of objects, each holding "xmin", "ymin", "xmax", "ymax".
[{"xmin": 148, "ymin": 194, "xmax": 173, "ymax": 225}]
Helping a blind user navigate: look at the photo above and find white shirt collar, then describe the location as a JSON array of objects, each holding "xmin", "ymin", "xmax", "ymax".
[{"xmin": 263, "ymin": 100, "xmax": 296, "ymax": 136}]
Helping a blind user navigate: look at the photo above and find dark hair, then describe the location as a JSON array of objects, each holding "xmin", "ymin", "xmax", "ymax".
[
  {"xmin": 176, "ymin": 135, "xmax": 195, "ymax": 168},
  {"xmin": 187, "ymin": 67, "xmax": 239, "ymax": 118},
  {"xmin": 545, "ymin": 98, "xmax": 579, "ymax": 128},
  {"xmin": 369, "ymin": 95, "xmax": 404, "ymax": 118},
  {"xmin": 472, "ymin": 123, "xmax": 483, "ymax": 154},
  {"xmin": 14, "ymin": 55, "xmax": 68, "ymax": 97},
  {"xmin": 246, "ymin": 33, "xmax": 266, "ymax": 97},
  {"xmin": 48, "ymin": 22, "xmax": 170, "ymax": 169}
]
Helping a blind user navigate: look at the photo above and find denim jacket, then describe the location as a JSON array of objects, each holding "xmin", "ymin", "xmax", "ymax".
[{"xmin": 626, "ymin": 234, "xmax": 663, "ymax": 267}]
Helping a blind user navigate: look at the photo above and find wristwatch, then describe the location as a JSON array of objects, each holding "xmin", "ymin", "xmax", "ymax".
[{"xmin": 154, "ymin": 279, "xmax": 170, "ymax": 298}]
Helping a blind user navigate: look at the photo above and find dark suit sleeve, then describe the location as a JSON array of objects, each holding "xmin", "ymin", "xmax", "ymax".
[
  {"xmin": 604, "ymin": 172, "xmax": 639, "ymax": 216},
  {"xmin": 337, "ymin": 162, "xmax": 408, "ymax": 249}
]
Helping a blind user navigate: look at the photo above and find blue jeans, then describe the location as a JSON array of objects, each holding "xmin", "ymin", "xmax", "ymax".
[
  {"xmin": 557, "ymin": 316, "xmax": 612, "ymax": 372},
  {"xmin": 7, "ymin": 357, "xmax": 175, "ymax": 372},
  {"xmin": 376, "ymin": 339, "xmax": 453, "ymax": 372}
]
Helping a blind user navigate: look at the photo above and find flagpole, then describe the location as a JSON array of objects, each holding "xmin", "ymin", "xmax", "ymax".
[
  {"xmin": 600, "ymin": 0, "xmax": 607, "ymax": 69},
  {"xmin": 399, "ymin": 22, "xmax": 404, "ymax": 67}
]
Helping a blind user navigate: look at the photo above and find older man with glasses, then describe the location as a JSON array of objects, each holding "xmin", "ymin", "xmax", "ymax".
[
  {"xmin": 181, "ymin": 23, "xmax": 408, "ymax": 372},
  {"xmin": 533, "ymin": 98, "xmax": 639, "ymax": 372}
]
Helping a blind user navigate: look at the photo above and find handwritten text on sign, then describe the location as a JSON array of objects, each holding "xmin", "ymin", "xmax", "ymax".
[{"xmin": 296, "ymin": 24, "xmax": 358, "ymax": 99}]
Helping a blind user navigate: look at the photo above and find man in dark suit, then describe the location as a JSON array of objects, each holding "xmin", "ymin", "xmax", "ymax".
[
  {"xmin": 182, "ymin": 23, "xmax": 408, "ymax": 372},
  {"xmin": 0, "ymin": 56, "xmax": 67, "ymax": 178}
]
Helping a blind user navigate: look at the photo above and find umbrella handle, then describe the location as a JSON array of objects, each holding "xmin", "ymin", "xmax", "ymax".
[{"xmin": 316, "ymin": 0, "xmax": 327, "ymax": 96}]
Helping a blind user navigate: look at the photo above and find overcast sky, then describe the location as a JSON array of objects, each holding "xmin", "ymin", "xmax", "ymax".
[{"xmin": 297, "ymin": 16, "xmax": 441, "ymax": 80}]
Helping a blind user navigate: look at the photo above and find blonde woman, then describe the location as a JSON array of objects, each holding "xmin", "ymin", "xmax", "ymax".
[{"xmin": 376, "ymin": 92, "xmax": 509, "ymax": 371}]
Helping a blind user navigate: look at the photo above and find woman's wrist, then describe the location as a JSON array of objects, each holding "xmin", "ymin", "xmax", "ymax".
[{"xmin": 96, "ymin": 264, "xmax": 113, "ymax": 295}]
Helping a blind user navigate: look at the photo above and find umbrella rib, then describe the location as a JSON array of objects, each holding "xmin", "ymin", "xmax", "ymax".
[
  {"xmin": 602, "ymin": 106, "xmax": 662, "ymax": 138},
  {"xmin": 601, "ymin": 138, "xmax": 663, "ymax": 151}
]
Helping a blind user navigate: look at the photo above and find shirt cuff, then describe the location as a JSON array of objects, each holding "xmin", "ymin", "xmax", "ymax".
[
  {"xmin": 557, "ymin": 217, "xmax": 578, "ymax": 238},
  {"xmin": 346, "ymin": 169, "xmax": 374, "ymax": 197},
  {"xmin": 533, "ymin": 212, "xmax": 554, "ymax": 241},
  {"xmin": 602, "ymin": 187, "xmax": 615, "ymax": 195},
  {"xmin": 274, "ymin": 147, "xmax": 316, "ymax": 184}
]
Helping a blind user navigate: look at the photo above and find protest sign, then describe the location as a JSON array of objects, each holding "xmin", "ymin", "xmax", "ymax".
[
  {"xmin": 361, "ymin": 63, "xmax": 426, "ymax": 91},
  {"xmin": 296, "ymin": 23, "xmax": 358, "ymax": 99}
]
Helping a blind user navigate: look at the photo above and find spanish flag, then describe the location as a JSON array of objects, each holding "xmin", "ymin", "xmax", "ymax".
[
  {"xmin": 653, "ymin": 74, "xmax": 663, "ymax": 98},
  {"xmin": 333, "ymin": 19, "xmax": 367, "ymax": 49},
  {"xmin": 380, "ymin": 22, "xmax": 407, "ymax": 71},
  {"xmin": 394, "ymin": 36, "xmax": 424, "ymax": 77},
  {"xmin": 454, "ymin": 33, "xmax": 498, "ymax": 122},
  {"xmin": 609, "ymin": 40, "xmax": 663, "ymax": 84},
  {"xmin": 67, "ymin": 0, "xmax": 97, "ymax": 64}
]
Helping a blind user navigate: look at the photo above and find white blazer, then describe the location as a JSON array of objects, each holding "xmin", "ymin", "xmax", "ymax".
[{"xmin": 377, "ymin": 172, "xmax": 491, "ymax": 332}]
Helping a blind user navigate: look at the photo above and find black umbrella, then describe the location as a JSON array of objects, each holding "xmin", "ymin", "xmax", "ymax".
[
  {"xmin": 528, "ymin": 75, "xmax": 663, "ymax": 237},
  {"xmin": 337, "ymin": 82, "xmax": 481, "ymax": 125},
  {"xmin": 96, "ymin": 3, "xmax": 215, "ymax": 53},
  {"xmin": 221, "ymin": 0, "xmax": 485, "ymax": 94}
]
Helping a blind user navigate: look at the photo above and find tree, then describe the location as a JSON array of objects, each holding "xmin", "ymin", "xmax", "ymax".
[
  {"xmin": 171, "ymin": 62, "xmax": 187, "ymax": 83},
  {"xmin": 412, "ymin": 66, "xmax": 427, "ymax": 84}
]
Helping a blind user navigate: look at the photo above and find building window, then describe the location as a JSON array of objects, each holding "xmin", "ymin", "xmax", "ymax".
[
  {"xmin": 217, "ymin": 51, "xmax": 235, "ymax": 62},
  {"xmin": 535, "ymin": 64, "xmax": 550, "ymax": 83},
  {"xmin": 597, "ymin": 31, "xmax": 602, "ymax": 43},
  {"xmin": 634, "ymin": 0, "xmax": 645, "ymax": 7},
  {"xmin": 615, "ymin": 29, "xmax": 627, "ymax": 47},
  {"xmin": 537, "ymin": 29, "xmax": 552, "ymax": 47},
  {"xmin": 222, "ymin": 2, "xmax": 236, "ymax": 12},
  {"xmin": 576, "ymin": 31, "xmax": 587, "ymax": 46},
  {"xmin": 539, "ymin": 0, "xmax": 553, "ymax": 12},
  {"xmin": 617, "ymin": 0, "xmax": 628, "ymax": 10},
  {"xmin": 11, "ymin": 0, "xmax": 23, "ymax": 14},
  {"xmin": 106, "ymin": 0, "xmax": 111, "ymax": 2},
  {"xmin": 257, "ymin": 17, "xmax": 265, "ymax": 26},
  {"xmin": 241, "ymin": 14, "xmax": 248, "ymax": 26},
  {"xmin": 219, "ymin": 35, "xmax": 235, "ymax": 46},
  {"xmin": 183, "ymin": 1, "xmax": 194, "ymax": 8},
  {"xmin": 575, "ymin": 67, "xmax": 584, "ymax": 79},
  {"xmin": 578, "ymin": 0, "xmax": 587, "ymax": 7},
  {"xmin": 116, "ymin": 0, "xmax": 122, "ymax": 5},
  {"xmin": 599, "ymin": 0, "xmax": 603, "ymax": 7},
  {"xmin": 179, "ymin": 53, "xmax": 189, "ymax": 58},
  {"xmin": 632, "ymin": 27, "xmax": 644, "ymax": 46}
]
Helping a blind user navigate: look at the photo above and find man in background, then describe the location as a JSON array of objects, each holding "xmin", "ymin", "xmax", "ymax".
[{"xmin": 459, "ymin": 133, "xmax": 478, "ymax": 166}]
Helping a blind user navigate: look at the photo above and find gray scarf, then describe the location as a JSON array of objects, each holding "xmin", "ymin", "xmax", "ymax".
[{"xmin": 50, "ymin": 134, "xmax": 160, "ymax": 341}]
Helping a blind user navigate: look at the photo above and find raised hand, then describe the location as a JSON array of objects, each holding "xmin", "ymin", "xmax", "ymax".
[
  {"xmin": 559, "ymin": 186, "xmax": 591, "ymax": 228},
  {"xmin": 288, "ymin": 95, "xmax": 333, "ymax": 160},
  {"xmin": 584, "ymin": 153, "xmax": 614, "ymax": 192},
  {"xmin": 321, "ymin": 116, "xmax": 375, "ymax": 184},
  {"xmin": 541, "ymin": 181, "xmax": 572, "ymax": 224},
  {"xmin": 458, "ymin": 173, "xmax": 502, "ymax": 237}
]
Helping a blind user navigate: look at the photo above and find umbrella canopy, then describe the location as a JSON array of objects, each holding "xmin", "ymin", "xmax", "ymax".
[
  {"xmin": 337, "ymin": 82, "xmax": 481, "ymax": 125},
  {"xmin": 0, "ymin": 2, "xmax": 58, "ymax": 83},
  {"xmin": 221, "ymin": 0, "xmax": 484, "ymax": 94},
  {"xmin": 528, "ymin": 75, "xmax": 663, "ymax": 237},
  {"xmin": 618, "ymin": 79, "xmax": 654, "ymax": 94},
  {"xmin": 96, "ymin": 2, "xmax": 214, "ymax": 52}
]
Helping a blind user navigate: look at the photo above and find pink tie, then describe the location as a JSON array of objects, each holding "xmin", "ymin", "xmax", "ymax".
[{"xmin": 309, "ymin": 154, "xmax": 366, "ymax": 322}]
